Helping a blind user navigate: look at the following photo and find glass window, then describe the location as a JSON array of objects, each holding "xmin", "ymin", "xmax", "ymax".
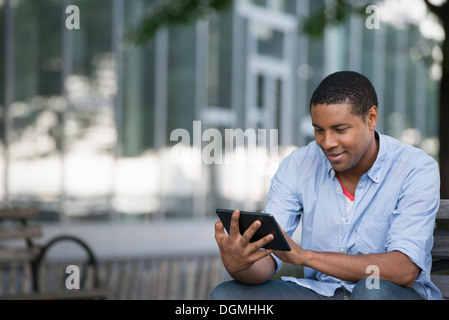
[
  {"xmin": 383, "ymin": 25, "xmax": 398, "ymax": 137},
  {"xmin": 122, "ymin": 0, "xmax": 156, "ymax": 157},
  {"xmin": 252, "ymin": 0, "xmax": 268, "ymax": 7},
  {"xmin": 167, "ymin": 24, "xmax": 196, "ymax": 142},
  {"xmin": 254, "ymin": 23, "xmax": 285, "ymax": 59},
  {"xmin": 274, "ymin": 0, "xmax": 297, "ymax": 14},
  {"xmin": 63, "ymin": 0, "xmax": 115, "ymax": 221},
  {"xmin": 7, "ymin": 0, "xmax": 64, "ymax": 220},
  {"xmin": 284, "ymin": 0, "xmax": 298, "ymax": 14},
  {"xmin": 207, "ymin": 11, "xmax": 233, "ymax": 109},
  {"xmin": 256, "ymin": 74, "xmax": 265, "ymax": 108},
  {"xmin": 275, "ymin": 78, "xmax": 283, "ymax": 144}
]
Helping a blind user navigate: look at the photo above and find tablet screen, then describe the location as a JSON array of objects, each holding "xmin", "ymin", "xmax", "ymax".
[{"xmin": 216, "ymin": 209, "xmax": 291, "ymax": 251}]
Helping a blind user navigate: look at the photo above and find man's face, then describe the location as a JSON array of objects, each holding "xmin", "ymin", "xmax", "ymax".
[{"xmin": 310, "ymin": 103, "xmax": 377, "ymax": 174}]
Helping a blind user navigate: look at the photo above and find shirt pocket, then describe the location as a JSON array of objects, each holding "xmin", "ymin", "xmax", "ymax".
[{"xmin": 355, "ymin": 214, "xmax": 390, "ymax": 254}]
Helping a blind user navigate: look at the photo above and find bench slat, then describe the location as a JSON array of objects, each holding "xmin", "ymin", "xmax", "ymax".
[
  {"xmin": 0, "ymin": 225, "xmax": 42, "ymax": 239},
  {"xmin": 0, "ymin": 248, "xmax": 40, "ymax": 262},
  {"xmin": 0, "ymin": 288, "xmax": 111, "ymax": 300},
  {"xmin": 0, "ymin": 208, "xmax": 38, "ymax": 220},
  {"xmin": 431, "ymin": 236, "xmax": 449, "ymax": 259},
  {"xmin": 431, "ymin": 275, "xmax": 449, "ymax": 299},
  {"xmin": 437, "ymin": 200, "xmax": 449, "ymax": 220}
]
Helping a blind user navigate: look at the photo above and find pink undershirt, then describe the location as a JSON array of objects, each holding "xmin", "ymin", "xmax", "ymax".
[
  {"xmin": 335, "ymin": 173, "xmax": 355, "ymax": 201},
  {"xmin": 335, "ymin": 174, "xmax": 355, "ymax": 214}
]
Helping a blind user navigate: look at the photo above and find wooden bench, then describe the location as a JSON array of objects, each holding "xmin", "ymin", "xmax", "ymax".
[
  {"xmin": 431, "ymin": 199, "xmax": 449, "ymax": 299},
  {"xmin": 0, "ymin": 207, "xmax": 112, "ymax": 299},
  {"xmin": 96, "ymin": 255, "xmax": 225, "ymax": 300}
]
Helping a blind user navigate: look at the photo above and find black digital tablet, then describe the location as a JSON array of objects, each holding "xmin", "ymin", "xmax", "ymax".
[{"xmin": 216, "ymin": 209, "xmax": 291, "ymax": 251}]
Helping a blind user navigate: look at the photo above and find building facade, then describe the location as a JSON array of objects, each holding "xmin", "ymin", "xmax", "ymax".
[{"xmin": 0, "ymin": 0, "xmax": 441, "ymax": 227}]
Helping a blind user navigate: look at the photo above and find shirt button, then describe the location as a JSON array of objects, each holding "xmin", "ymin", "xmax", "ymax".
[
  {"xmin": 341, "ymin": 281, "xmax": 346, "ymax": 285},
  {"xmin": 336, "ymin": 187, "xmax": 341, "ymax": 192},
  {"xmin": 341, "ymin": 217, "xmax": 345, "ymax": 222},
  {"xmin": 340, "ymin": 248, "xmax": 345, "ymax": 253}
]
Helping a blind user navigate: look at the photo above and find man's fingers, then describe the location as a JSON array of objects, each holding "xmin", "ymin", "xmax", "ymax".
[
  {"xmin": 244, "ymin": 228, "xmax": 275, "ymax": 254},
  {"xmin": 240, "ymin": 220, "xmax": 275, "ymax": 253},
  {"xmin": 253, "ymin": 233, "xmax": 274, "ymax": 250},
  {"xmin": 215, "ymin": 220, "xmax": 226, "ymax": 235},
  {"xmin": 252, "ymin": 246, "xmax": 274, "ymax": 262},
  {"xmin": 241, "ymin": 219, "xmax": 261, "ymax": 243},
  {"xmin": 229, "ymin": 210, "xmax": 240, "ymax": 237}
]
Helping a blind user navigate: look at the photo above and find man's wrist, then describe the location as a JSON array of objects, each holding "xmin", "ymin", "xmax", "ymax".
[{"xmin": 298, "ymin": 249, "xmax": 311, "ymax": 267}]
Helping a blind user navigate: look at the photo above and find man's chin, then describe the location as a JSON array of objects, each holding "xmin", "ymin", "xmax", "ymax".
[{"xmin": 330, "ymin": 162, "xmax": 349, "ymax": 173}]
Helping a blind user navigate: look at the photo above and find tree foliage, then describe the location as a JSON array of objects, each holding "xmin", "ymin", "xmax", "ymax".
[
  {"xmin": 126, "ymin": 0, "xmax": 232, "ymax": 44},
  {"xmin": 299, "ymin": 0, "xmax": 368, "ymax": 37}
]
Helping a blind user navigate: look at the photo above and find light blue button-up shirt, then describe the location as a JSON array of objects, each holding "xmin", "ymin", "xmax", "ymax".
[{"xmin": 264, "ymin": 131, "xmax": 442, "ymax": 300}]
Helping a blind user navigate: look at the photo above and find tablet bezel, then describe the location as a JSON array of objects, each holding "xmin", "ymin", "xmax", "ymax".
[{"xmin": 215, "ymin": 208, "xmax": 291, "ymax": 251}]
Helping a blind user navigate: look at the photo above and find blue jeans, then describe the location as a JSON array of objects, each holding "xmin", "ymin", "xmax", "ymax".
[{"xmin": 210, "ymin": 279, "xmax": 423, "ymax": 300}]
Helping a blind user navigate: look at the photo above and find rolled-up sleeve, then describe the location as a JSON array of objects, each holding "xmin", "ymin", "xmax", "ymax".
[{"xmin": 386, "ymin": 156, "xmax": 440, "ymax": 273}]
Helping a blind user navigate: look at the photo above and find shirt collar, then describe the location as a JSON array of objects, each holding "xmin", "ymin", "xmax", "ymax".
[
  {"xmin": 366, "ymin": 130, "xmax": 385, "ymax": 184},
  {"xmin": 327, "ymin": 129, "xmax": 385, "ymax": 184}
]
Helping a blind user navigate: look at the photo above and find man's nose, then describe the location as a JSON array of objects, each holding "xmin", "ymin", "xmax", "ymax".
[{"xmin": 322, "ymin": 132, "xmax": 338, "ymax": 150}]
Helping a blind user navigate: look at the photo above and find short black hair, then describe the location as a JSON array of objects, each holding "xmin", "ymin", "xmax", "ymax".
[{"xmin": 310, "ymin": 71, "xmax": 378, "ymax": 120}]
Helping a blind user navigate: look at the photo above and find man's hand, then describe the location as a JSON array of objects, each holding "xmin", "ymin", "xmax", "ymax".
[
  {"xmin": 273, "ymin": 228, "xmax": 306, "ymax": 266},
  {"xmin": 215, "ymin": 210, "xmax": 275, "ymax": 277}
]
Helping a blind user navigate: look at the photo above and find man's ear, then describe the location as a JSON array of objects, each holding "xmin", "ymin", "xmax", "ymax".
[{"xmin": 366, "ymin": 106, "xmax": 378, "ymax": 130}]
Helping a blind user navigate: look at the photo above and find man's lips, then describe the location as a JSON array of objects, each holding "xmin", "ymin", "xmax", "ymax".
[{"xmin": 326, "ymin": 152, "xmax": 345, "ymax": 162}]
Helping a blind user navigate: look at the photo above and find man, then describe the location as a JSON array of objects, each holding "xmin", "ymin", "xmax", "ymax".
[{"xmin": 211, "ymin": 71, "xmax": 442, "ymax": 300}]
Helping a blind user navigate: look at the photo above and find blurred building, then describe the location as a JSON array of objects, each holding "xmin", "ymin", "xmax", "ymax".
[{"xmin": 0, "ymin": 0, "xmax": 442, "ymax": 257}]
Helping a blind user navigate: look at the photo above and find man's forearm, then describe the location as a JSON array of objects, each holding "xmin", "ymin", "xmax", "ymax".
[
  {"xmin": 303, "ymin": 250, "xmax": 419, "ymax": 287},
  {"xmin": 229, "ymin": 255, "xmax": 277, "ymax": 285}
]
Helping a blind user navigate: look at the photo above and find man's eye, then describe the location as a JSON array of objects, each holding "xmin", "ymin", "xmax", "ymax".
[{"xmin": 336, "ymin": 128, "xmax": 347, "ymax": 133}]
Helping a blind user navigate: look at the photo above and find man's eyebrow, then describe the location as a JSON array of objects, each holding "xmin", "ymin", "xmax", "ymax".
[{"xmin": 312, "ymin": 123, "xmax": 349, "ymax": 129}]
